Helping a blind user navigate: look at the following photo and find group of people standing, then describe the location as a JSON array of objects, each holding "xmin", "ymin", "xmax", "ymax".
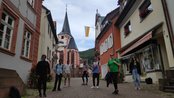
[
  {"xmin": 35, "ymin": 54, "xmax": 141, "ymax": 97},
  {"xmin": 52, "ymin": 59, "xmax": 72, "ymax": 92},
  {"xmin": 106, "ymin": 53, "xmax": 141, "ymax": 94},
  {"xmin": 81, "ymin": 58, "xmax": 100, "ymax": 89},
  {"xmin": 35, "ymin": 55, "xmax": 72, "ymax": 97},
  {"xmin": 81, "ymin": 53, "xmax": 140, "ymax": 95}
]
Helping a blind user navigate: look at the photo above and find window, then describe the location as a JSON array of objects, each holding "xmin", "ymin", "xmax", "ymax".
[
  {"xmin": 48, "ymin": 24, "xmax": 51, "ymax": 38},
  {"xmin": 119, "ymin": 0, "xmax": 128, "ymax": 10},
  {"xmin": 99, "ymin": 33, "xmax": 113, "ymax": 55},
  {"xmin": 121, "ymin": 44, "xmax": 161, "ymax": 75},
  {"xmin": 142, "ymin": 45, "xmax": 161, "ymax": 72},
  {"xmin": 27, "ymin": 0, "xmax": 35, "ymax": 8},
  {"xmin": 61, "ymin": 36, "xmax": 64, "ymax": 39},
  {"xmin": 124, "ymin": 21, "xmax": 131, "ymax": 37},
  {"xmin": 102, "ymin": 20, "xmax": 112, "ymax": 30},
  {"xmin": 123, "ymin": 0, "xmax": 127, "ymax": 8},
  {"xmin": 103, "ymin": 20, "xmax": 108, "ymax": 28},
  {"xmin": 139, "ymin": 0, "xmax": 153, "ymax": 20},
  {"xmin": 108, "ymin": 34, "xmax": 113, "ymax": 48},
  {"xmin": 52, "ymin": 39, "xmax": 55, "ymax": 48},
  {"xmin": 22, "ymin": 30, "xmax": 31, "ymax": 58},
  {"xmin": 0, "ymin": 11, "xmax": 14, "ymax": 50},
  {"xmin": 47, "ymin": 47, "xmax": 51, "ymax": 60},
  {"xmin": 100, "ymin": 44, "xmax": 104, "ymax": 55}
]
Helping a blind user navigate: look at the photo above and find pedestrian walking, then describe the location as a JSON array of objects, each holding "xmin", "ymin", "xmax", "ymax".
[
  {"xmin": 91, "ymin": 58, "xmax": 100, "ymax": 89},
  {"xmin": 63, "ymin": 62, "xmax": 72, "ymax": 87},
  {"xmin": 52, "ymin": 59, "xmax": 63, "ymax": 91},
  {"xmin": 129, "ymin": 57, "xmax": 141, "ymax": 90},
  {"xmin": 36, "ymin": 54, "xmax": 50, "ymax": 97},
  {"xmin": 107, "ymin": 53, "xmax": 121, "ymax": 95},
  {"xmin": 82, "ymin": 61, "xmax": 89, "ymax": 85}
]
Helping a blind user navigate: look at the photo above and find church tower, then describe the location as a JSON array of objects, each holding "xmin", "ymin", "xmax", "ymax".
[{"xmin": 57, "ymin": 10, "xmax": 80, "ymax": 69}]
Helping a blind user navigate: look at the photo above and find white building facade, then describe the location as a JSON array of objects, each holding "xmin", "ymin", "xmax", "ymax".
[
  {"xmin": 116, "ymin": 0, "xmax": 174, "ymax": 83},
  {"xmin": 38, "ymin": 6, "xmax": 58, "ymax": 70},
  {"xmin": 0, "ymin": 0, "xmax": 42, "ymax": 84}
]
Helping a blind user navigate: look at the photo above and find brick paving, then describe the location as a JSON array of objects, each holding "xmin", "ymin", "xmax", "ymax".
[{"xmin": 33, "ymin": 78, "xmax": 173, "ymax": 98}]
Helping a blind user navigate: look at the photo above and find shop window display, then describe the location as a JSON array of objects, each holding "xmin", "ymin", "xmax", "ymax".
[
  {"xmin": 141, "ymin": 45, "xmax": 161, "ymax": 72},
  {"xmin": 122, "ymin": 44, "xmax": 162, "ymax": 75}
]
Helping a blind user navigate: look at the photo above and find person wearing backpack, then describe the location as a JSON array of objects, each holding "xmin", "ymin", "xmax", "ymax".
[
  {"xmin": 91, "ymin": 57, "xmax": 100, "ymax": 89},
  {"xmin": 52, "ymin": 59, "xmax": 63, "ymax": 91}
]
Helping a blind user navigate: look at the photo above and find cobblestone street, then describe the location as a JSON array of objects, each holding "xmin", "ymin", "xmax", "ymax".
[{"xmin": 28, "ymin": 78, "xmax": 174, "ymax": 98}]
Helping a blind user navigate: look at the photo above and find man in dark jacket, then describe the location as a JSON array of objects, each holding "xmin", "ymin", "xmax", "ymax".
[{"xmin": 36, "ymin": 54, "xmax": 50, "ymax": 97}]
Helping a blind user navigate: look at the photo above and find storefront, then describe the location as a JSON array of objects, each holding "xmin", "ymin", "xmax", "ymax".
[
  {"xmin": 122, "ymin": 44, "xmax": 162, "ymax": 74},
  {"xmin": 119, "ymin": 26, "xmax": 165, "ymax": 83}
]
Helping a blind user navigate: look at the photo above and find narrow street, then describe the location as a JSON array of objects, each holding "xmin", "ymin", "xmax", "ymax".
[
  {"xmin": 1, "ymin": 1, "xmax": 174, "ymax": 98},
  {"xmin": 32, "ymin": 78, "xmax": 173, "ymax": 98}
]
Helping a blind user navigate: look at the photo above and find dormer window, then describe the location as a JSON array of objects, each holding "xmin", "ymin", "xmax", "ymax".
[
  {"xmin": 123, "ymin": 0, "xmax": 127, "ymax": 8},
  {"xmin": 102, "ymin": 20, "xmax": 111, "ymax": 30},
  {"xmin": 119, "ymin": 0, "xmax": 128, "ymax": 10},
  {"xmin": 27, "ymin": 0, "xmax": 35, "ymax": 8},
  {"xmin": 124, "ymin": 21, "xmax": 131, "ymax": 37},
  {"xmin": 102, "ymin": 20, "xmax": 108, "ymax": 29},
  {"xmin": 139, "ymin": 0, "xmax": 153, "ymax": 21}
]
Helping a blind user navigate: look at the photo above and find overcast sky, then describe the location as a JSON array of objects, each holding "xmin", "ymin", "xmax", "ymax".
[{"xmin": 43, "ymin": 0, "xmax": 118, "ymax": 51}]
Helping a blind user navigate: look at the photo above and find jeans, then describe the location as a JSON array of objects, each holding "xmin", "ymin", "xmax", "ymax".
[
  {"xmin": 53, "ymin": 74, "xmax": 62, "ymax": 90},
  {"xmin": 82, "ymin": 71, "xmax": 88, "ymax": 84},
  {"xmin": 132, "ymin": 68, "xmax": 140, "ymax": 88},
  {"xmin": 92, "ymin": 73, "xmax": 99, "ymax": 86}
]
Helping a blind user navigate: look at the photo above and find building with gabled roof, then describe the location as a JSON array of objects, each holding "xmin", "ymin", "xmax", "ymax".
[
  {"xmin": 57, "ymin": 11, "xmax": 80, "ymax": 74},
  {"xmin": 95, "ymin": 8, "xmax": 121, "ymax": 79},
  {"xmin": 38, "ymin": 5, "xmax": 58, "ymax": 76},
  {"xmin": 0, "ymin": 0, "xmax": 43, "ymax": 97},
  {"xmin": 115, "ymin": 0, "xmax": 174, "ymax": 84}
]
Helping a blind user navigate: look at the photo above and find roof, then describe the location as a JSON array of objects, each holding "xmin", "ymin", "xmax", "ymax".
[
  {"xmin": 115, "ymin": 0, "xmax": 136, "ymax": 26},
  {"xmin": 42, "ymin": 5, "xmax": 58, "ymax": 43},
  {"xmin": 96, "ymin": 7, "xmax": 120, "ymax": 41},
  {"xmin": 67, "ymin": 37, "xmax": 78, "ymax": 50},
  {"xmin": 101, "ymin": 7, "xmax": 120, "ymax": 25},
  {"xmin": 59, "ymin": 12, "xmax": 72, "ymax": 37},
  {"xmin": 59, "ymin": 11, "xmax": 78, "ymax": 50}
]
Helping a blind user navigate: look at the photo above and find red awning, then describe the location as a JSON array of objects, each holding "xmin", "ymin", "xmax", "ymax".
[{"xmin": 120, "ymin": 32, "xmax": 152, "ymax": 56}]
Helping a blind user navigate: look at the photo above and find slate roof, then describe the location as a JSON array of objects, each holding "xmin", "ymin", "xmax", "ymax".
[
  {"xmin": 59, "ymin": 11, "xmax": 78, "ymax": 50},
  {"xmin": 59, "ymin": 12, "xmax": 72, "ymax": 37},
  {"xmin": 67, "ymin": 37, "xmax": 78, "ymax": 50}
]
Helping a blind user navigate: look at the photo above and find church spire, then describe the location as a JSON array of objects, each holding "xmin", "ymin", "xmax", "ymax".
[
  {"xmin": 66, "ymin": 4, "xmax": 67, "ymax": 12},
  {"xmin": 59, "ymin": 6, "xmax": 78, "ymax": 50},
  {"xmin": 59, "ymin": 6, "xmax": 72, "ymax": 36}
]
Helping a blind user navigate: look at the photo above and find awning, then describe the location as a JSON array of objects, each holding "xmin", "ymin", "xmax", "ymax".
[{"xmin": 120, "ymin": 32, "xmax": 152, "ymax": 56}]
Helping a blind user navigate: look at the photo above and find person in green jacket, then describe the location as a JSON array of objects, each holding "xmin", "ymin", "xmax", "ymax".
[{"xmin": 107, "ymin": 53, "xmax": 121, "ymax": 95}]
